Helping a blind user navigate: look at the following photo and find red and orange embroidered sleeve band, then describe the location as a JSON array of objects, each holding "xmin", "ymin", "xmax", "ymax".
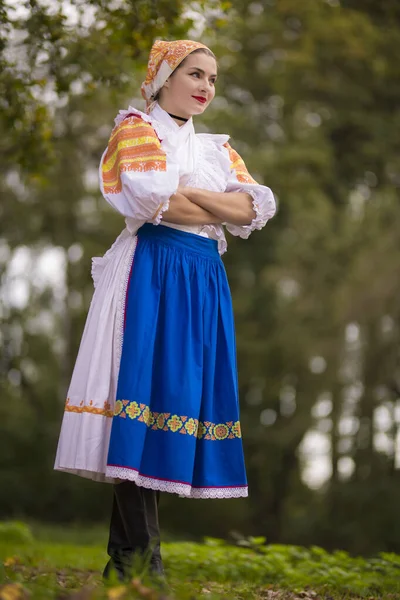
[
  {"xmin": 223, "ymin": 142, "xmax": 258, "ymax": 185},
  {"xmin": 101, "ymin": 116, "xmax": 167, "ymax": 195}
]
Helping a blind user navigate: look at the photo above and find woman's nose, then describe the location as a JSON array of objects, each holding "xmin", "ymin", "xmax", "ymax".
[{"xmin": 200, "ymin": 80, "xmax": 212, "ymax": 93}]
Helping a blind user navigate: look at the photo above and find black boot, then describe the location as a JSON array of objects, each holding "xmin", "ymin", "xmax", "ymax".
[
  {"xmin": 142, "ymin": 488, "xmax": 164, "ymax": 577},
  {"xmin": 103, "ymin": 488, "xmax": 133, "ymax": 582},
  {"xmin": 103, "ymin": 480, "xmax": 164, "ymax": 582}
]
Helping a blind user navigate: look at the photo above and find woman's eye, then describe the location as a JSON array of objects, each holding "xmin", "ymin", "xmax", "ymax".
[{"xmin": 190, "ymin": 72, "xmax": 216, "ymax": 84}]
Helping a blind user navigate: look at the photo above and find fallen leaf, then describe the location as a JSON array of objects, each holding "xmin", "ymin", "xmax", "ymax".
[
  {"xmin": 130, "ymin": 579, "xmax": 158, "ymax": 598},
  {"xmin": 3, "ymin": 557, "xmax": 21, "ymax": 568},
  {"xmin": 136, "ymin": 585, "xmax": 156, "ymax": 598},
  {"xmin": 107, "ymin": 586, "xmax": 127, "ymax": 600},
  {"xmin": 0, "ymin": 583, "xmax": 29, "ymax": 600}
]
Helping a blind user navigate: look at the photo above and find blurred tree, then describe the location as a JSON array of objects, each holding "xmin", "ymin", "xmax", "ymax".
[{"xmin": 195, "ymin": 0, "xmax": 400, "ymax": 551}]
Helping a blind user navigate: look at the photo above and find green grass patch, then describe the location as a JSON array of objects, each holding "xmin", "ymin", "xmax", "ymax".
[{"xmin": 1, "ymin": 522, "xmax": 400, "ymax": 599}]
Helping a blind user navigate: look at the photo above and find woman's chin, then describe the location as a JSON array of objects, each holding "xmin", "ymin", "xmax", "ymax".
[{"xmin": 189, "ymin": 105, "xmax": 207, "ymax": 116}]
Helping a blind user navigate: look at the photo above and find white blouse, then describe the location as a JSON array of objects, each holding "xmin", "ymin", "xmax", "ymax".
[
  {"xmin": 99, "ymin": 102, "xmax": 276, "ymax": 255},
  {"xmin": 54, "ymin": 104, "xmax": 276, "ymax": 483}
]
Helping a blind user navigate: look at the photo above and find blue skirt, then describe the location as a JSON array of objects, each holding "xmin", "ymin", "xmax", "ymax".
[{"xmin": 106, "ymin": 223, "xmax": 248, "ymax": 498}]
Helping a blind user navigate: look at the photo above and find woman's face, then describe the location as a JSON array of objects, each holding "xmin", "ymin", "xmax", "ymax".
[{"xmin": 159, "ymin": 52, "xmax": 217, "ymax": 120}]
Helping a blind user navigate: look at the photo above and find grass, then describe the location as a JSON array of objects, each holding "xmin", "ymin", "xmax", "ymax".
[{"xmin": 1, "ymin": 521, "xmax": 400, "ymax": 599}]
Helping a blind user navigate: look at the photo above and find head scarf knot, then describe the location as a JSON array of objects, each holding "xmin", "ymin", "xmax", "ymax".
[{"xmin": 141, "ymin": 39, "xmax": 212, "ymax": 113}]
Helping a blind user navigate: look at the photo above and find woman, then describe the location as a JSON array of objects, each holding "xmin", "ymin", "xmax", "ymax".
[{"xmin": 54, "ymin": 39, "xmax": 276, "ymax": 580}]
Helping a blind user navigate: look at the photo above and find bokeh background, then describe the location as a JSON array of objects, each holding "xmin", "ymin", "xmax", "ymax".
[{"xmin": 1, "ymin": 0, "xmax": 400, "ymax": 556}]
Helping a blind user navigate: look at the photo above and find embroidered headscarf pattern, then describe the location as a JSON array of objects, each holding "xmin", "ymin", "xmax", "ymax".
[{"xmin": 141, "ymin": 39, "xmax": 212, "ymax": 113}]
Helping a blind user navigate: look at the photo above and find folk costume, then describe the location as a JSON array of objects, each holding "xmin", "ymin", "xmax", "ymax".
[{"xmin": 54, "ymin": 39, "xmax": 275, "ymax": 578}]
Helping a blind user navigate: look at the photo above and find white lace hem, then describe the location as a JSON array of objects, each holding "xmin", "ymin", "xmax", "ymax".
[
  {"xmin": 106, "ymin": 466, "xmax": 248, "ymax": 499},
  {"xmin": 225, "ymin": 185, "xmax": 276, "ymax": 239}
]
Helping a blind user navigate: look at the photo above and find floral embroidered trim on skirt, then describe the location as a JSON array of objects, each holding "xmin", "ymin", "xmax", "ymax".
[{"xmin": 105, "ymin": 223, "xmax": 248, "ymax": 499}]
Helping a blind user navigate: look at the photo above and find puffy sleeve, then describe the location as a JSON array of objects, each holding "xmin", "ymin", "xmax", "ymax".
[
  {"xmin": 99, "ymin": 115, "xmax": 179, "ymax": 224},
  {"xmin": 223, "ymin": 142, "xmax": 276, "ymax": 238}
]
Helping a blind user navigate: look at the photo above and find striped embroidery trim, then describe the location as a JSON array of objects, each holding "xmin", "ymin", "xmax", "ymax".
[
  {"xmin": 105, "ymin": 117, "xmax": 161, "ymax": 154},
  {"xmin": 114, "ymin": 400, "xmax": 242, "ymax": 441},
  {"xmin": 108, "ymin": 120, "xmax": 149, "ymax": 143},
  {"xmin": 102, "ymin": 116, "xmax": 167, "ymax": 194},
  {"xmin": 64, "ymin": 398, "xmax": 114, "ymax": 418},
  {"xmin": 223, "ymin": 142, "xmax": 257, "ymax": 185},
  {"xmin": 103, "ymin": 137, "xmax": 164, "ymax": 171},
  {"xmin": 103, "ymin": 157, "xmax": 167, "ymax": 189}
]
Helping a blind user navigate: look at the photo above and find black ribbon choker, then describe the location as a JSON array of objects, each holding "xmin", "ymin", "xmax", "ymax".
[{"xmin": 167, "ymin": 112, "xmax": 189, "ymax": 122}]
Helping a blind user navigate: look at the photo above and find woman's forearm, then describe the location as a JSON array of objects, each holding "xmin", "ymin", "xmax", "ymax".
[
  {"xmin": 179, "ymin": 187, "xmax": 256, "ymax": 226},
  {"xmin": 160, "ymin": 192, "xmax": 224, "ymax": 225}
]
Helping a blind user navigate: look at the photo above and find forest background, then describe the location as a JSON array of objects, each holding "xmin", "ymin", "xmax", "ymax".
[{"xmin": 1, "ymin": 0, "xmax": 400, "ymax": 558}]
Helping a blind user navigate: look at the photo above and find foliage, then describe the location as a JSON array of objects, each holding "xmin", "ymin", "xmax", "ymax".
[
  {"xmin": 0, "ymin": 523, "xmax": 33, "ymax": 546},
  {"xmin": 2, "ymin": 522, "xmax": 400, "ymax": 599}
]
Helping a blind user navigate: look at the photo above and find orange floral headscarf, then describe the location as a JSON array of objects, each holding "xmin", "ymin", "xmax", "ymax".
[{"xmin": 141, "ymin": 39, "xmax": 212, "ymax": 113}]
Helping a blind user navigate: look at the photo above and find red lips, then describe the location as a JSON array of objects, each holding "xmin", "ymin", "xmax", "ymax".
[{"xmin": 192, "ymin": 96, "xmax": 207, "ymax": 104}]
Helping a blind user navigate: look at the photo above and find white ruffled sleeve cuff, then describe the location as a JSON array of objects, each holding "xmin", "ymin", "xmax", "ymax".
[
  {"xmin": 150, "ymin": 193, "xmax": 172, "ymax": 226},
  {"xmin": 224, "ymin": 181, "xmax": 276, "ymax": 239}
]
